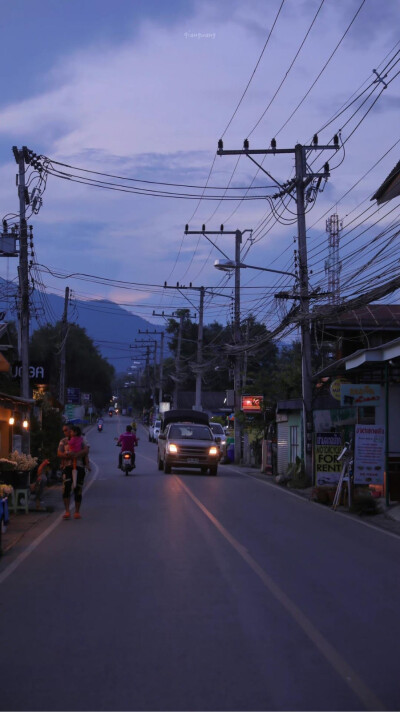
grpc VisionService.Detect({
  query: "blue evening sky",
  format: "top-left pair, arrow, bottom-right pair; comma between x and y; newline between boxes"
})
0,0 -> 399,329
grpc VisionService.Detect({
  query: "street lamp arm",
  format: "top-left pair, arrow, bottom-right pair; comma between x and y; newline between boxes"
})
239,263 -> 296,278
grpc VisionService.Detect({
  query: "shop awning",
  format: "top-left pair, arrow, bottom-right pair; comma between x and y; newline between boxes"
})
313,336 -> 400,381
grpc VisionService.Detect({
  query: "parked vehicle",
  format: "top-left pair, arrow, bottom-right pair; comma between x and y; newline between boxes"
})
157,409 -> 219,476
209,422 -> 227,462
149,419 -> 162,443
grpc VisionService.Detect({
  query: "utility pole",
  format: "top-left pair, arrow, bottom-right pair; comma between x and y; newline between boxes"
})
174,312 -> 184,409
12,147 -> 30,404
153,309 -> 193,410
163,283 -> 207,411
217,137 -> 339,477
59,286 -> 70,406
135,338 -> 158,406
195,286 -> 204,410
138,330 -> 165,407
12,147 -> 31,453
185,227 -> 251,464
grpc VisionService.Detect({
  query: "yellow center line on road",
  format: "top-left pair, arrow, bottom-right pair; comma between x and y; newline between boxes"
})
175,475 -> 386,712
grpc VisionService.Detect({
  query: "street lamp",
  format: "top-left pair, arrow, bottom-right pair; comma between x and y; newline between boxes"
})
214,259 -> 296,278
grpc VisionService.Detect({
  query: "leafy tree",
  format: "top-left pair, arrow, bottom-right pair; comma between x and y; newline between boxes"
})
30,323 -> 114,409
0,321 -> 21,395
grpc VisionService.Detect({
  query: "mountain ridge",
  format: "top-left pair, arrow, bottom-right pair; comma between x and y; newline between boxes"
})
0,278 -> 164,373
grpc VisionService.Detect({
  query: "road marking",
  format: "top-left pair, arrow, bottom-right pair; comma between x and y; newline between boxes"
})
232,467 -> 400,540
175,475 -> 386,712
0,461 -> 99,585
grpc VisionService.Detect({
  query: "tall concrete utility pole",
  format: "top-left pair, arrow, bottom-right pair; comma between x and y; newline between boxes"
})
185,227 -> 251,464
174,312 -> 184,409
12,147 -> 30,404
138,330 -> 165,407
163,283 -> 232,412
164,283 -> 205,410
152,310 -> 193,409
59,286 -> 70,406
135,338 -> 158,405
195,286 -> 204,411
217,137 -> 339,477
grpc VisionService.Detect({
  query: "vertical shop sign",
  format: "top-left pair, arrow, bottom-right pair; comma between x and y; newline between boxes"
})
354,425 -> 385,484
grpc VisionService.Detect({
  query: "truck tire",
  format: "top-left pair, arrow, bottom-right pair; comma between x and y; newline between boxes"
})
209,466 -> 218,476
164,460 -> 172,474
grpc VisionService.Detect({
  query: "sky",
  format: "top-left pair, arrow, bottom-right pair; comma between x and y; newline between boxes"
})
0,0 -> 399,342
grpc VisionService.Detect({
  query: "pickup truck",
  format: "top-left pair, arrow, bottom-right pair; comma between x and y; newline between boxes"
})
157,409 -> 219,476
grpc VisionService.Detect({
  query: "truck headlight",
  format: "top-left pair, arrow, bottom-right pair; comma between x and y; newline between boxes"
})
209,446 -> 219,456
167,443 -> 178,454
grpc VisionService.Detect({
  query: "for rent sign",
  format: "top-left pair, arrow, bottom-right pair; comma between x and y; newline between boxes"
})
315,432 -> 343,486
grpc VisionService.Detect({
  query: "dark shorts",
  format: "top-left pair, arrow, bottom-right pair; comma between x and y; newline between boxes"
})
62,466 -> 85,502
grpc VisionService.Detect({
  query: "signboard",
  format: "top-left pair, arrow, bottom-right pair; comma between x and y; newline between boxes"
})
340,384 -> 381,407
12,362 -> 47,381
354,424 -> 385,484
241,395 -> 263,412
315,432 -> 343,485
330,377 -> 349,401
66,387 -> 81,404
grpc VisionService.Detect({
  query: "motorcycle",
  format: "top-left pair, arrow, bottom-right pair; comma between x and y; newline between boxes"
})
121,450 -> 135,476
97,421 -> 103,432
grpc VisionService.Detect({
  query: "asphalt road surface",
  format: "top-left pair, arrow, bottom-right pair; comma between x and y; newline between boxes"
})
1,416 -> 399,711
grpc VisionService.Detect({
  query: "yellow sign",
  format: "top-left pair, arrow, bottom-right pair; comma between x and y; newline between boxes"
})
330,377 -> 349,401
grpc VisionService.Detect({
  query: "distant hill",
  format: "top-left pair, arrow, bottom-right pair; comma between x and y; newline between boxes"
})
0,279 -> 165,374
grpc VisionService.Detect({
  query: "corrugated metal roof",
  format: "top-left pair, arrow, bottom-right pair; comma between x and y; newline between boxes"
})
315,304 -> 400,329
371,160 -> 400,204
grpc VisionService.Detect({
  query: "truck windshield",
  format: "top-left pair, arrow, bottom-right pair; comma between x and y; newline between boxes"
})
169,425 -> 212,440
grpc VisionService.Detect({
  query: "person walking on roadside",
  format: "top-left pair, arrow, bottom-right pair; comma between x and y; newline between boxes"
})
57,424 -> 89,520
117,424 -> 138,469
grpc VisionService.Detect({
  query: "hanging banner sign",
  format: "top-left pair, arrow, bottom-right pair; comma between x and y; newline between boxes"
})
340,384 -> 381,407
315,432 -> 343,486
354,424 -> 385,484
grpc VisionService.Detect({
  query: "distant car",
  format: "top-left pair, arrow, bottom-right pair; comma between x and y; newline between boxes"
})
149,419 -> 162,443
209,422 -> 227,462
157,409 -> 219,476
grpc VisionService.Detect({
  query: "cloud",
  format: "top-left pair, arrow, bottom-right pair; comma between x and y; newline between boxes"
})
0,0 -> 399,330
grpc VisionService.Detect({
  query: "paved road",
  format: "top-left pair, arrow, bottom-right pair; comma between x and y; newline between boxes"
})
1,416 -> 399,711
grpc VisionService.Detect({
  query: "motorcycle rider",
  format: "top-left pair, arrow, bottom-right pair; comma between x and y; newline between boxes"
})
117,424 -> 138,469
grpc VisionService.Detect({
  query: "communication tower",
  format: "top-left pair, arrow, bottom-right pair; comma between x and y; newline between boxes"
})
325,214 -> 342,304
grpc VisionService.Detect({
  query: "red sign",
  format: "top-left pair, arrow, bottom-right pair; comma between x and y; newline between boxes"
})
241,395 -> 263,412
